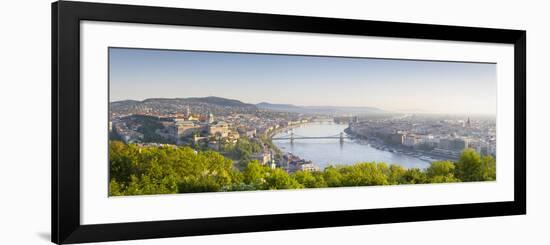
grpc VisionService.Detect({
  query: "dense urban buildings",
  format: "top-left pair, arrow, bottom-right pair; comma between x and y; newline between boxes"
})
107,48 -> 498,195
109,97 -> 496,173
348,115 -> 496,161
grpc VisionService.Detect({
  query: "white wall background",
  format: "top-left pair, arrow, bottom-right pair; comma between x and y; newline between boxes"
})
0,0 -> 547,244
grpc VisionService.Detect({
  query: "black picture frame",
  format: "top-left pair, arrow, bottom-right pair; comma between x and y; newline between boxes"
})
52,1 -> 526,244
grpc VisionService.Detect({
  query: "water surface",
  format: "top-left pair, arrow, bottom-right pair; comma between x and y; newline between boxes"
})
273,122 -> 429,169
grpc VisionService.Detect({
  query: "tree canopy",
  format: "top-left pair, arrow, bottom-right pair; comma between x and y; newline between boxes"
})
109,141 -> 496,196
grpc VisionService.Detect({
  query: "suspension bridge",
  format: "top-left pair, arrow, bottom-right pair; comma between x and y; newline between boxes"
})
272,131 -> 349,143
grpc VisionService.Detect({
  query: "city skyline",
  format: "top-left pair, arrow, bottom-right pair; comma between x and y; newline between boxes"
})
109,47 -> 497,115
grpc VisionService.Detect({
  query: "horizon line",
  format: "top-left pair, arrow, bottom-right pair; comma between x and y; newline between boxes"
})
109,96 -> 496,117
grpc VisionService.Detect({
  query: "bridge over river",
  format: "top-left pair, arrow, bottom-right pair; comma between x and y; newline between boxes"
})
271,122 -> 430,169
272,131 -> 349,143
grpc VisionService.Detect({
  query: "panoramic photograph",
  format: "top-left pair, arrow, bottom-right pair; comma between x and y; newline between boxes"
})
108,47 -> 497,196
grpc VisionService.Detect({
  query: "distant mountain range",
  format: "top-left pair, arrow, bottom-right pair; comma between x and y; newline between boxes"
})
111,96 -> 255,109
146,97 -> 256,108
255,102 -> 303,112
110,96 -> 388,115
256,102 -> 387,115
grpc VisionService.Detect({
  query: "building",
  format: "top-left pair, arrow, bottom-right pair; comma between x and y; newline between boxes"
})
209,121 -> 230,138
113,122 -> 143,143
207,113 -> 215,124
185,106 -> 191,117
175,121 -> 201,138
252,151 -> 272,165
269,160 -> 277,169
403,134 -> 418,147
349,123 -> 368,138
431,148 -> 461,159
300,162 -> 320,172
173,117 -> 187,124
187,115 -> 200,121
245,129 -> 256,138
389,133 -> 405,145
469,140 -> 496,156
121,131 -> 144,143
438,137 -> 469,152
227,131 -> 240,143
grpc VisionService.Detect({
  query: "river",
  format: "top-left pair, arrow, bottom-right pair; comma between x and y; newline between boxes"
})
272,122 -> 430,169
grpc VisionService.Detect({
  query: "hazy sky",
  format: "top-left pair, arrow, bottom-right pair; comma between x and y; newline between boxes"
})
109,47 -> 496,115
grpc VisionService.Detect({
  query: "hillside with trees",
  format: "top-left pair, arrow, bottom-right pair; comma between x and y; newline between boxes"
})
108,141 -> 496,196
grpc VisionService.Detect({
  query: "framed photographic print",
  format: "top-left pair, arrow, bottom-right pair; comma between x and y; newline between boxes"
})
52,1 -> 526,244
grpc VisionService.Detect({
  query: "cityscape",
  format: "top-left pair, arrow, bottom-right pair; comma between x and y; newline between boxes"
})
110,98 -> 496,172
108,47 -> 497,196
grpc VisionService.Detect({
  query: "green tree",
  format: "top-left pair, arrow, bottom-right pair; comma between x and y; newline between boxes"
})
265,168 -> 303,190
242,161 -> 268,189
293,171 -> 328,188
339,162 -> 389,186
323,166 -> 343,187
401,168 -> 428,184
108,140 -> 498,196
480,155 -> 496,181
454,149 -> 495,182
388,164 -> 407,185
108,141 -> 243,195
108,179 -> 123,196
426,161 -> 458,183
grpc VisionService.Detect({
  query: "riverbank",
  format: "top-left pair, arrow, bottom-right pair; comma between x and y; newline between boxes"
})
272,122 -> 431,169
345,126 -> 457,163
109,140 -> 495,197
265,121 -> 316,171
266,121 -> 308,138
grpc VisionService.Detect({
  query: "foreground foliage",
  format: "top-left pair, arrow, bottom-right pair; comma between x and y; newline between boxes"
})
109,141 -> 496,196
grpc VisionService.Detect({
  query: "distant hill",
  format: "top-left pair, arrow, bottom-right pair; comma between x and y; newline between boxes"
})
256,102 -> 388,115
256,102 -> 304,112
304,105 -> 387,114
110,97 -> 257,116
110,99 -> 141,106
142,96 -> 255,108
110,97 -> 387,116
